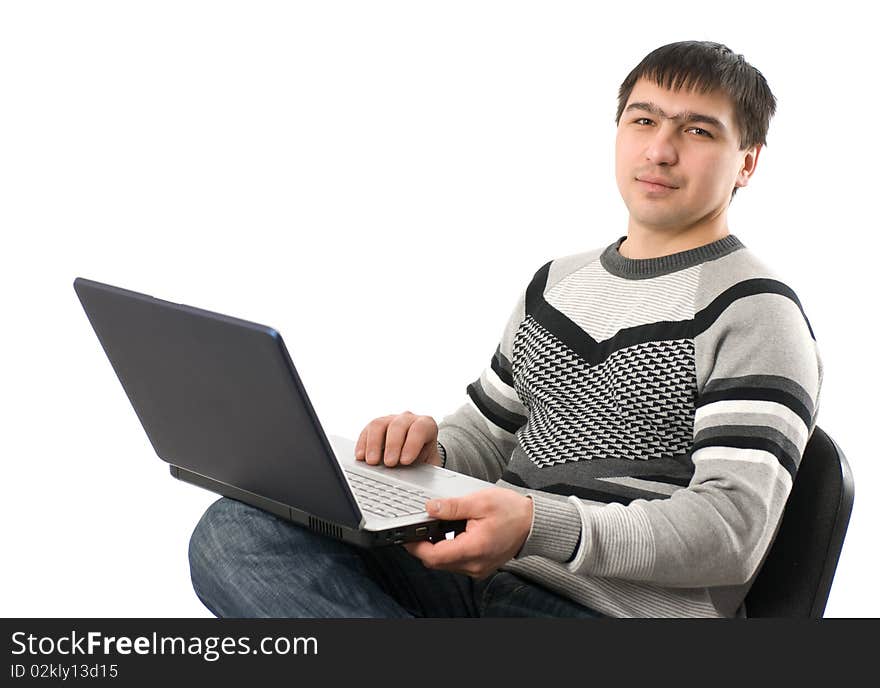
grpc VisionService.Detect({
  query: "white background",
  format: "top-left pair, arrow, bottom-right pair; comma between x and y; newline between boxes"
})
1,1 -> 876,618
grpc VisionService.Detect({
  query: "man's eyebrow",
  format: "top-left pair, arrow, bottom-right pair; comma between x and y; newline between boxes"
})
624,101 -> 726,131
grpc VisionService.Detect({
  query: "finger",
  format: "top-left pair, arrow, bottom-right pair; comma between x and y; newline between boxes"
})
402,540 -> 477,573
399,416 -> 431,465
355,427 -> 367,461
417,533 -> 480,570
402,540 -> 434,559
413,442 -> 432,466
364,417 -> 392,465
383,412 -> 414,466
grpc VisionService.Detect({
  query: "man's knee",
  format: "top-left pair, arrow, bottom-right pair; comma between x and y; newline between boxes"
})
188,497 -> 263,589
187,497 -> 376,617
188,497 -> 326,588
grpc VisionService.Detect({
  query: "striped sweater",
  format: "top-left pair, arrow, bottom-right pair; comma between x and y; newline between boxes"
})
436,234 -> 823,618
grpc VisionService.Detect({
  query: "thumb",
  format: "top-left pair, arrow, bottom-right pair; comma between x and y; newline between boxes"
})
427,494 -> 477,520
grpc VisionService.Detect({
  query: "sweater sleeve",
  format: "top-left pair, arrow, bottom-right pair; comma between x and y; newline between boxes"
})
435,274 -> 533,482
515,279 -> 823,588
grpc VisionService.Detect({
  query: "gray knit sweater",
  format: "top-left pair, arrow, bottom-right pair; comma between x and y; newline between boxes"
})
436,234 -> 823,618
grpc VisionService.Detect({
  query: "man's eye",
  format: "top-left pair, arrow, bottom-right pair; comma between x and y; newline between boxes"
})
688,127 -> 713,138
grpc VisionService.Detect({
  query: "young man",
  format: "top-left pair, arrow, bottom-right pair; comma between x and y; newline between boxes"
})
188,41 -> 822,618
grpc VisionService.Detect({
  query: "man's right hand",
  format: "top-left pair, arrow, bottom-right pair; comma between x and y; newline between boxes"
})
354,411 -> 443,467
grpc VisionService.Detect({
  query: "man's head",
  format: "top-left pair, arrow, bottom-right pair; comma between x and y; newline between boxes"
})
614,41 -> 776,236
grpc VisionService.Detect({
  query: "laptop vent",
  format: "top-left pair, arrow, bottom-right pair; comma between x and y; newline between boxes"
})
308,516 -> 343,540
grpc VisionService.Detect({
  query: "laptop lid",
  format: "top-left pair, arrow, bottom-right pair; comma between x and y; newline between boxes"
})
73,277 -> 363,529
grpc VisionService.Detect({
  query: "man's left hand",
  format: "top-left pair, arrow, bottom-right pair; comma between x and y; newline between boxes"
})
403,487 -> 534,579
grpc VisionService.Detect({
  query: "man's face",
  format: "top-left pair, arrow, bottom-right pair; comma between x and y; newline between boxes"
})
615,77 -> 760,235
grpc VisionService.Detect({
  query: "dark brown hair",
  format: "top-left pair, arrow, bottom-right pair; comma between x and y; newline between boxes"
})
616,41 -> 777,200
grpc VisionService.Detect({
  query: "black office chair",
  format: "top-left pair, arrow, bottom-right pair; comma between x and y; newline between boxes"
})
744,426 -> 854,618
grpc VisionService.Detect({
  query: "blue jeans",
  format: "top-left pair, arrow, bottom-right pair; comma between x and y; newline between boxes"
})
188,497 -> 605,618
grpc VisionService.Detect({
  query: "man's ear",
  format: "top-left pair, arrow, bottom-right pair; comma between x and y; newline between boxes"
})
735,143 -> 762,190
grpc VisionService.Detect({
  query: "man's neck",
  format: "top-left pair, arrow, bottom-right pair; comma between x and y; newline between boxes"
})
619,226 -> 730,259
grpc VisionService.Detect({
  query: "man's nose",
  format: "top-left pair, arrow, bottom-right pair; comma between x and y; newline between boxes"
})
644,125 -> 679,165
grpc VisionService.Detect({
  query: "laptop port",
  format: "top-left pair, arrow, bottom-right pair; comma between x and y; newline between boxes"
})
415,527 -> 428,536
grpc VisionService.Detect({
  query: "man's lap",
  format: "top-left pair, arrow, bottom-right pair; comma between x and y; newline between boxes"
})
187,496 -> 603,618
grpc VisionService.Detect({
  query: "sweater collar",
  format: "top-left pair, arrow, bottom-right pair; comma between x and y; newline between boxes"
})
600,233 -> 744,280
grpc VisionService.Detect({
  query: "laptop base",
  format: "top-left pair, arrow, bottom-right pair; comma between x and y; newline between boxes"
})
171,464 -> 466,548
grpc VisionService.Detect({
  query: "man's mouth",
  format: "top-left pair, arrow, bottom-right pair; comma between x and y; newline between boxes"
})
636,177 -> 678,192
636,176 -> 678,189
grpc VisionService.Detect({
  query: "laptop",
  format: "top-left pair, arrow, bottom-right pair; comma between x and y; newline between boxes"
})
73,277 -> 493,547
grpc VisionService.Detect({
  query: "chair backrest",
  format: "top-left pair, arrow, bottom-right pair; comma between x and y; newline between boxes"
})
744,426 -> 855,618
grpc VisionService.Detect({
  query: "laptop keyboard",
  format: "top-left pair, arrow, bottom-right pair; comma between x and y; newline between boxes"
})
343,469 -> 432,519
